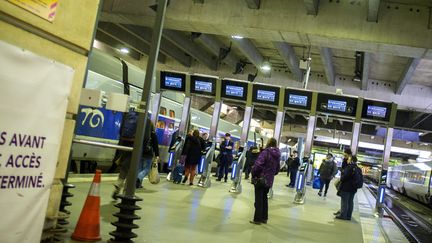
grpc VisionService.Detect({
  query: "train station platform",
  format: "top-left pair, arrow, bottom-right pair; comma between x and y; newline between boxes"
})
63,174 -> 408,243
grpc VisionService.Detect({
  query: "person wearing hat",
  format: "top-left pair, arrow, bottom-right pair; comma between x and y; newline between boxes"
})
216,133 -> 234,182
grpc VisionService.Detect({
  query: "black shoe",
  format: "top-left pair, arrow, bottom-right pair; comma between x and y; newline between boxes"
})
324,193 -> 327,197
224,179 -> 227,183
189,183 -> 193,186
182,176 -> 188,184
216,178 -> 221,182
261,220 -> 267,224
245,176 -> 249,180
335,216 -> 348,220
249,220 -> 261,225
285,184 -> 290,187
136,179 -> 143,189
333,211 -> 340,216
318,191 -> 322,197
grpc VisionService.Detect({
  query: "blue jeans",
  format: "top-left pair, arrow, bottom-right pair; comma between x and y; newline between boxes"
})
339,191 -> 356,219
137,156 -> 153,181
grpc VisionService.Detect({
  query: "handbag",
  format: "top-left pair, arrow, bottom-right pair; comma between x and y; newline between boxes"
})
148,159 -> 160,184
313,177 -> 321,189
251,176 -> 267,187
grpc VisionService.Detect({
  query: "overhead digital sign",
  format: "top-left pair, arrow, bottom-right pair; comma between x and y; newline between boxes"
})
160,71 -> 186,92
221,79 -> 248,101
285,88 -> 312,111
190,75 -> 216,96
362,99 -> 392,122
317,93 -> 357,117
252,84 -> 280,106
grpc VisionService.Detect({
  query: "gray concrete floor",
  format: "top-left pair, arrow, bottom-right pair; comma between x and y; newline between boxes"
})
64,174 -> 365,243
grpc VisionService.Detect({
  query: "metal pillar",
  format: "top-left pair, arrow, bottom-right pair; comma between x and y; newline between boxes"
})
375,127 -> 393,216
179,97 -> 192,136
230,105 -> 253,194
297,137 -> 304,160
150,92 -> 162,126
274,110 -> 285,143
351,122 -> 361,155
109,0 -> 168,242
303,116 -> 316,157
198,101 -> 222,188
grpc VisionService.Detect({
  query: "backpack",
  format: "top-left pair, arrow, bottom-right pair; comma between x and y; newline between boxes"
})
352,166 -> 364,189
120,109 -> 138,139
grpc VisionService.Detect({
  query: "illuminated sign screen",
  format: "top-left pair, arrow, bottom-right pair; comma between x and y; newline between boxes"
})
289,94 -> 308,107
285,89 -> 312,111
226,85 -> 244,97
327,99 -> 347,112
190,75 -> 216,96
366,106 -> 387,118
221,79 -> 248,101
160,71 -> 186,92
317,93 -> 357,117
362,99 -> 392,122
252,84 -> 280,106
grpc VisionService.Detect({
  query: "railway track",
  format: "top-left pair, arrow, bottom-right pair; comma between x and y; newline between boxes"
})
364,182 -> 432,243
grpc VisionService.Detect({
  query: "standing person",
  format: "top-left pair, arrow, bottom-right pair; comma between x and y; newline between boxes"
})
333,148 -> 353,216
335,156 -> 359,220
250,138 -> 281,225
244,146 -> 260,180
182,130 -> 205,185
285,153 -> 294,177
136,121 -> 160,188
216,133 -> 234,182
286,151 -> 300,188
318,153 -> 338,197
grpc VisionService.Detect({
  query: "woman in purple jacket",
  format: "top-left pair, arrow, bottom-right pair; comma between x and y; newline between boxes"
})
250,138 -> 281,225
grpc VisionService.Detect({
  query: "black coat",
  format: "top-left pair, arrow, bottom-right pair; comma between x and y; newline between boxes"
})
339,163 -> 358,193
183,136 -> 205,165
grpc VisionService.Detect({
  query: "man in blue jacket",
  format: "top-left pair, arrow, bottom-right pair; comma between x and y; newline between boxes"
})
216,133 -> 234,182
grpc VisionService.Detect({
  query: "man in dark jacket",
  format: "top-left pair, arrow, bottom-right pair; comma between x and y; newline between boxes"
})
318,153 -> 338,197
244,146 -> 260,180
286,151 -> 300,188
216,133 -> 234,182
136,120 -> 160,188
335,156 -> 358,220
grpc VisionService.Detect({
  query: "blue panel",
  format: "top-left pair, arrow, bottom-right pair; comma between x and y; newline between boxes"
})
75,105 -> 122,140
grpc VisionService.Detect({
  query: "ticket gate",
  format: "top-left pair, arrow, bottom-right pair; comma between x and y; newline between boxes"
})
293,157 -> 310,204
229,148 -> 246,194
166,137 -> 184,181
197,142 -> 216,188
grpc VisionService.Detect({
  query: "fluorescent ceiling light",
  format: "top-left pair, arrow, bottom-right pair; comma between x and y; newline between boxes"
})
120,48 -> 129,54
260,61 -> 272,72
231,35 -> 244,39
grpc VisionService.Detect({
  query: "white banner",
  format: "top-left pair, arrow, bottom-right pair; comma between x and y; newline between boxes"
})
0,41 -> 74,243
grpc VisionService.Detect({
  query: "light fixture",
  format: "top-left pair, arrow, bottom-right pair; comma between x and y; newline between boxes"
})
371,136 -> 375,140
260,61 -> 272,72
231,35 -> 244,39
120,47 -> 129,54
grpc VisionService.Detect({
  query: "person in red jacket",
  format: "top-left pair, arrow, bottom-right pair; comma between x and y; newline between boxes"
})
250,138 -> 281,225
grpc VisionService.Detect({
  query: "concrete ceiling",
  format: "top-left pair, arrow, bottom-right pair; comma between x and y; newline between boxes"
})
97,0 -> 432,113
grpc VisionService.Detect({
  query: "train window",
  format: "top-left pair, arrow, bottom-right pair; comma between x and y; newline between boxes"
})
169,110 -> 175,118
160,107 -> 167,115
157,121 -> 166,129
405,171 -> 426,184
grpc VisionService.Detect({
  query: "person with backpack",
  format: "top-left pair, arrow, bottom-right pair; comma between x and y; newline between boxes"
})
250,138 -> 281,225
182,129 -> 205,185
318,153 -> 338,197
335,156 -> 363,220
136,120 -> 160,188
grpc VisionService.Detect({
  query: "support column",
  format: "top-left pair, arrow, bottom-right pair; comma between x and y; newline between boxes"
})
274,110 -> 285,143
110,1 -> 168,242
178,96 -> 192,136
151,92 -> 162,125
351,98 -> 363,155
375,127 -> 393,216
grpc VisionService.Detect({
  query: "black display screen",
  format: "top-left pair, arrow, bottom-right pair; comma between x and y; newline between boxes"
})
221,79 -> 248,101
160,71 -> 186,92
317,93 -> 357,117
252,84 -> 280,106
284,88 -> 312,111
361,99 -> 392,122
190,75 -> 216,96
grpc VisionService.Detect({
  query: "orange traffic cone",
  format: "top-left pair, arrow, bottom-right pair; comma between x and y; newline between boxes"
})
72,170 -> 102,241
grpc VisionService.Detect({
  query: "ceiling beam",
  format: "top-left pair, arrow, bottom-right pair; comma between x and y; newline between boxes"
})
194,33 -> 239,68
367,0 -> 380,22
396,58 -> 421,95
97,22 -> 166,63
303,0 -> 319,15
200,101 -> 213,112
361,52 -> 370,90
320,47 -> 335,86
245,0 -> 260,9
94,31 -> 142,60
119,24 -> 192,67
273,42 -> 303,81
232,38 -> 264,71
163,29 -> 218,70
